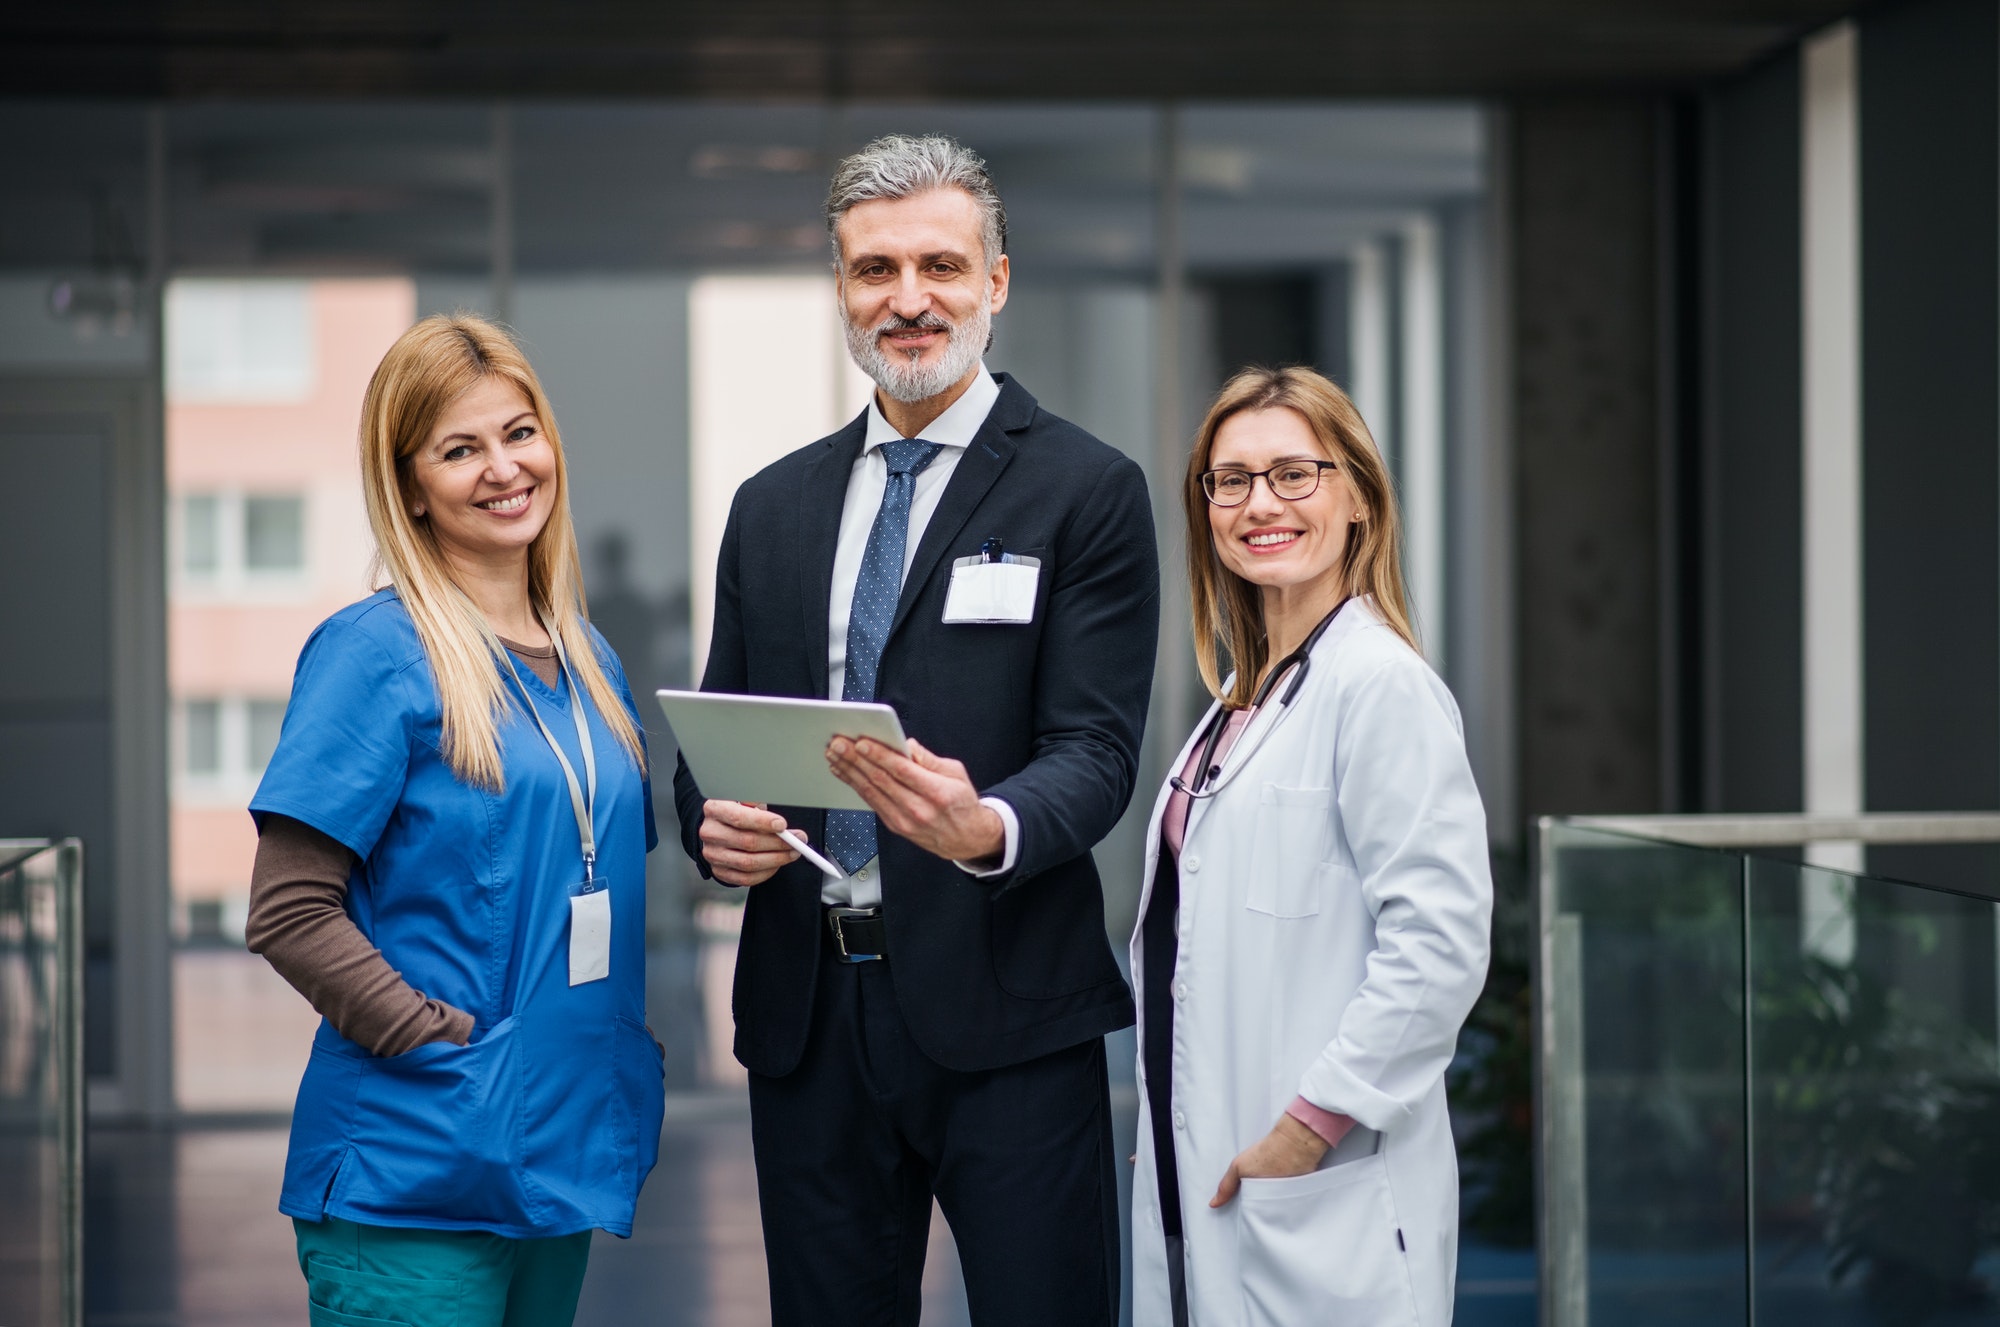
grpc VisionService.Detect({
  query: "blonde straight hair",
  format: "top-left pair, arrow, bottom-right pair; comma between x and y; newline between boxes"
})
358,314 -> 645,790
1185,365 -> 1419,709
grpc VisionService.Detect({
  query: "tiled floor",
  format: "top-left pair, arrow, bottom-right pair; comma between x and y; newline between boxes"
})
89,949 -> 1539,1325
130,944 -> 1108,1325
84,1103 -> 979,1327
78,1108 -> 1543,1327
171,951 -> 321,1114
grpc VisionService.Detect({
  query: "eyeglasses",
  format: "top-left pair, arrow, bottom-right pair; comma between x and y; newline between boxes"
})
1199,459 -> 1340,507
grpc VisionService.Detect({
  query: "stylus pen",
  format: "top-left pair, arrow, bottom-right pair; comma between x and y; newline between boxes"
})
778,829 -> 845,880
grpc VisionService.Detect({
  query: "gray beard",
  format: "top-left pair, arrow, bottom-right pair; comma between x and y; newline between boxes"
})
844,295 -> 992,405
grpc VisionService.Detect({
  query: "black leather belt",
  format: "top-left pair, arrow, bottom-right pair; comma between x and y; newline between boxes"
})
825,906 -> 887,963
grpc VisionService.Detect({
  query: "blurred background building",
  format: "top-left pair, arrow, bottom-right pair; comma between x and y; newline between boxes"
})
5,0 -> 2000,1323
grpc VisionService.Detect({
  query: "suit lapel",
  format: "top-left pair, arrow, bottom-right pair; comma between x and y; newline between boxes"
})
800,417 -> 866,698
886,378 -> 1035,642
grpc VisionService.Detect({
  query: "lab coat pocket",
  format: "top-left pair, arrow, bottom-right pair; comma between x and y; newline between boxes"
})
1237,1152 -> 1419,1327
1246,785 -> 1336,918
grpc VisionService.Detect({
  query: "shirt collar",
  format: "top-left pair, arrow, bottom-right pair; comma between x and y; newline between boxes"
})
862,364 -> 1000,453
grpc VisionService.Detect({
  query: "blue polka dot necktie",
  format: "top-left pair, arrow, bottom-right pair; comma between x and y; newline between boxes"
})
825,439 -> 945,874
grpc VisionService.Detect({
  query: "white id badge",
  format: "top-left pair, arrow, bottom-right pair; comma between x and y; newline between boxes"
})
942,555 -> 1041,624
568,880 -> 611,986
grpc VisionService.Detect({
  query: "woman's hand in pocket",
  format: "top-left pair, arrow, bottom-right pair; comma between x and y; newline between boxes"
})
1210,1114 -> 1330,1207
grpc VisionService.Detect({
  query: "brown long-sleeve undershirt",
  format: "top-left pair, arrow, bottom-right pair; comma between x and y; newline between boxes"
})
244,638 -> 560,1058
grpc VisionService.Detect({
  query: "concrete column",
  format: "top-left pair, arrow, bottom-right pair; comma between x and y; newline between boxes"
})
1512,99 -> 1662,818
1860,0 -> 2000,898
1857,0 -> 2000,1032
1703,51 -> 1803,818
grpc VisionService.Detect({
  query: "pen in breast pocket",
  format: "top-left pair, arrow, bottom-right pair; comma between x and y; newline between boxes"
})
778,829 -> 845,879
980,537 -> 1004,563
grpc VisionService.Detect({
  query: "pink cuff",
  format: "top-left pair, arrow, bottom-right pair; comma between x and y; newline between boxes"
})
1286,1096 -> 1356,1149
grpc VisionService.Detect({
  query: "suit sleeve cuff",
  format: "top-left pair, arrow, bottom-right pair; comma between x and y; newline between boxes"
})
955,797 -> 1020,878
1286,1096 -> 1356,1148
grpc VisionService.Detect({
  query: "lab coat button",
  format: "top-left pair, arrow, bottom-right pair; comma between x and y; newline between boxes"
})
1184,854 -> 1201,872
1172,1109 -> 1187,1130
1173,982 -> 1188,1002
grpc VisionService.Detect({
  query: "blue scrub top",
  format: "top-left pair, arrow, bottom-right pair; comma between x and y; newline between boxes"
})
251,589 -> 664,1239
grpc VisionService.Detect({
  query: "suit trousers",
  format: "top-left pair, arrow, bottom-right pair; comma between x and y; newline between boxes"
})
748,950 -> 1121,1327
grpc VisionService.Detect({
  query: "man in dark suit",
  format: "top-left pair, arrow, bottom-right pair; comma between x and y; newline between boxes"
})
673,134 -> 1159,1326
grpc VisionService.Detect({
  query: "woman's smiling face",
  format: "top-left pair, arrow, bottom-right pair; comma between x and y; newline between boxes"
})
1206,405 -> 1362,599
407,375 -> 557,571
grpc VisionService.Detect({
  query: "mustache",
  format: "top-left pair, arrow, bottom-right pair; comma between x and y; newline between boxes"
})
866,310 -> 955,336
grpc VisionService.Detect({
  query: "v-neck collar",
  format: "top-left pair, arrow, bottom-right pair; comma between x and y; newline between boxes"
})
499,638 -> 569,708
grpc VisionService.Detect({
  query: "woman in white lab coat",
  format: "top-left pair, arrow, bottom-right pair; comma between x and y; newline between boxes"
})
1131,366 -> 1492,1326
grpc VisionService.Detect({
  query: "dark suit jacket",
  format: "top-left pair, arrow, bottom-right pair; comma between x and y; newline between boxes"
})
673,374 -> 1159,1077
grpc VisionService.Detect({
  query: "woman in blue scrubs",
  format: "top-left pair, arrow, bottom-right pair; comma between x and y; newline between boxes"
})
245,314 -> 664,1326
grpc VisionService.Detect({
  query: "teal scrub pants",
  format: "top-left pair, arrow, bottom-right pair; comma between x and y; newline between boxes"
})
293,1216 -> 592,1327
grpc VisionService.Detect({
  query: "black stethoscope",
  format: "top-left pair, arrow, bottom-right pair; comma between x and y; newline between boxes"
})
1170,596 -> 1352,800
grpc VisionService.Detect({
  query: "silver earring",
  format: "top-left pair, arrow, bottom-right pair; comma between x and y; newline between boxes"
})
413,505 -> 426,518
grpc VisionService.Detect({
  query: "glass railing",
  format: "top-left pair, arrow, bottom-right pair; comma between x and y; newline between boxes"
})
1538,816 -> 2000,1327
0,840 -> 84,1327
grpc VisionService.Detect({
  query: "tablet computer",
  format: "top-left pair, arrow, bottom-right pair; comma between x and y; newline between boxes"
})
655,690 -> 909,813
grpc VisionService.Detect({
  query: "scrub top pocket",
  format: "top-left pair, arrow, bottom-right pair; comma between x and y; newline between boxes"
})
615,1014 -> 667,1181
345,1017 -> 523,1227
1236,1152 -> 1419,1327
518,1010 -> 639,1214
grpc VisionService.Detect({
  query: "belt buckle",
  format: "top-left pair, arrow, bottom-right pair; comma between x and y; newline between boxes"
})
826,906 -> 880,964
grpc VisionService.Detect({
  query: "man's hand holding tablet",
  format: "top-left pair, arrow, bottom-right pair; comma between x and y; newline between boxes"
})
696,801 -> 801,887
825,737 -> 1005,867
697,730 -> 1005,885
666,690 -> 1001,881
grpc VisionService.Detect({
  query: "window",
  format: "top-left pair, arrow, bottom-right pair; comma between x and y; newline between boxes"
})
243,496 -> 305,572
176,490 -> 310,588
166,280 -> 315,404
183,700 -> 222,777
182,494 -> 222,575
177,695 -> 290,794
246,700 -> 287,774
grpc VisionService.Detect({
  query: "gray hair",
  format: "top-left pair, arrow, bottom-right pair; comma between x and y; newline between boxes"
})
825,135 -> 1008,269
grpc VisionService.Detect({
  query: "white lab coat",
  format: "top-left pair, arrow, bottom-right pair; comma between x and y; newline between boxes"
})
1129,597 -> 1492,1326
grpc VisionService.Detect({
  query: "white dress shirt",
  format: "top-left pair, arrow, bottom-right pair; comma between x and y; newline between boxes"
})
823,365 -> 1020,907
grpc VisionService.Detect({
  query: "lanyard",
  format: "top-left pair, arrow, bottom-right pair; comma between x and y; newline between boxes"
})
497,614 -> 599,879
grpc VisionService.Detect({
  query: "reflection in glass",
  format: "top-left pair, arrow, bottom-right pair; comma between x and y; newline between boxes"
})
1545,825 -> 1749,1326
1750,859 -> 2000,1325
0,842 -> 84,1327
1547,828 -> 2000,1327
